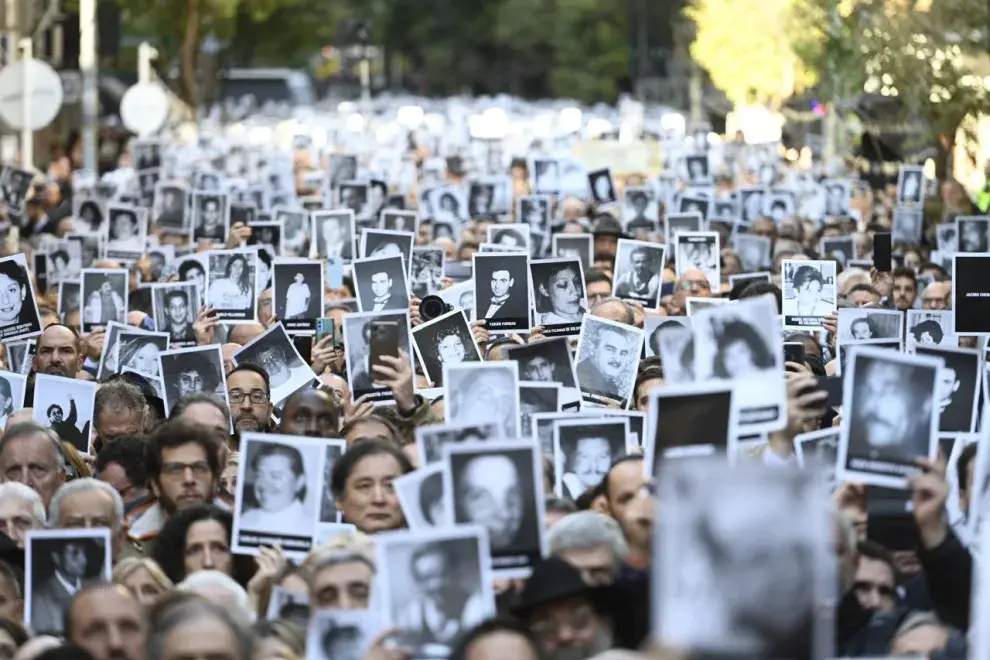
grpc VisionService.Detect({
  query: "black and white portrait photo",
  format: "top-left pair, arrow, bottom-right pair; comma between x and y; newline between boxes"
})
612,239 -> 664,308
781,260 -> 837,331
375,528 -> 494,656
415,421 -> 500,466
837,308 -> 902,344
158,345 -> 228,417
412,309 -> 481,387
380,210 -> 418,235
32,375 -> 97,454
675,232 -> 720,291
80,268 -> 128,333
794,428 -> 840,486
394,463 -> 448,529
518,195 -> 551,233
232,432 -> 323,559
343,310 -> 413,404
0,371 -> 26,429
338,183 -> 375,226
897,166 -> 925,205
654,460 -> 830,660
427,185 -> 468,227
486,225 -> 530,253
360,229 -> 415,269
444,361 -> 520,439
552,234 -> 593,271
764,191 -> 795,223
443,441 -> 546,577
307,610 -> 382,660
176,254 -> 208,304
230,203 -> 257,228
906,310 -> 955,354
892,207 -> 923,246
472,253 -> 531,333
193,169 -> 223,192
410,248 -> 444,299
937,222 -> 958,252
311,210 -> 355,262
153,183 -> 188,233
678,195 -> 710,219
274,207 -> 310,255
273,260 -> 323,333
916,345 -> 980,435
554,419 -> 629,500
644,381 -> 735,473
116,330 -> 169,380
691,295 -> 784,432
233,324 -> 318,407
838,347 -> 941,488
588,168 -> 617,204
26,529 -> 111,635
151,283 -> 199,346
665,212 -> 703,246
530,258 -> 587,337
823,179 -> 851,216
0,254 -> 42,342
519,382 -> 561,438
431,221 -> 456,243
328,154 -> 358,188
191,191 -> 230,243
574,315 -> 644,408
819,236 -> 855,268
1,166 -> 32,215
94,321 -> 132,381
739,188 -> 765,224
533,158 -> 562,195
502,337 -> 578,394
248,222 -> 283,258
685,154 -> 710,184
206,249 -> 258,322
468,182 -> 496,217
73,194 -> 107,235
644,316 -> 690,360
956,216 -> 989,253
105,205 -> 147,262
734,234 -> 771,273
622,187 -> 659,233
353,255 -> 410,313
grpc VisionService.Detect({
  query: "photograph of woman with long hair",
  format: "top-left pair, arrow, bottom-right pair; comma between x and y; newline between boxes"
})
118,336 -> 166,378
209,253 -> 253,311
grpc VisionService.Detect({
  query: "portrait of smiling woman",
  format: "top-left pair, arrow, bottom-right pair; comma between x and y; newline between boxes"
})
0,257 -> 39,336
533,261 -> 587,326
711,319 -> 775,380
240,441 -> 311,536
210,253 -> 253,310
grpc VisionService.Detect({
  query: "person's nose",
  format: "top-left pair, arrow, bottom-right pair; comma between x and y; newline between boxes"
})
238,396 -> 253,411
371,483 -> 388,503
202,546 -> 215,569
107,623 -> 124,651
182,467 -> 197,486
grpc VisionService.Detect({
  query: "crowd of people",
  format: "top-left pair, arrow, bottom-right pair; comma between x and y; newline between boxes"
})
0,105 -> 978,660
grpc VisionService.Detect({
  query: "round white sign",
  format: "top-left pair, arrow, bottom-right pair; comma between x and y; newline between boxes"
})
120,82 -> 170,136
0,59 -> 64,130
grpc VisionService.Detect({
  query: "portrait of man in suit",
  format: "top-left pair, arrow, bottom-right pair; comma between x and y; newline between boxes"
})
31,538 -> 103,634
483,269 -> 526,320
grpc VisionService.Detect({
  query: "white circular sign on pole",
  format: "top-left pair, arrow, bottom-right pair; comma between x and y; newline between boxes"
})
120,82 -> 170,136
0,59 -> 64,130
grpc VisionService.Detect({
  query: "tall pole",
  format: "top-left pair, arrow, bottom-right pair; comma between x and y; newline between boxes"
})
5,0 -> 19,67
79,0 -> 98,175
19,37 -> 31,169
138,42 -> 158,84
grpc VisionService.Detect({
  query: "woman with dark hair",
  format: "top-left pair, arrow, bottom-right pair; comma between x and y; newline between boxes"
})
712,319 -> 775,379
331,438 -> 413,534
0,376 -> 13,428
791,264 -> 831,317
534,262 -> 586,325
210,254 -> 252,310
0,259 -> 34,330
240,442 -> 310,534
178,259 -> 207,302
152,504 -> 254,586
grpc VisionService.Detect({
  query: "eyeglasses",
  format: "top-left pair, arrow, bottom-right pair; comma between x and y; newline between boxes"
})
228,389 -> 269,404
678,279 -> 711,291
161,461 -> 211,479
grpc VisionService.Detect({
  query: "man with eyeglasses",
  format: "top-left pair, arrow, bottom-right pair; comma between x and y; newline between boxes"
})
122,420 -> 227,560
226,364 -> 272,433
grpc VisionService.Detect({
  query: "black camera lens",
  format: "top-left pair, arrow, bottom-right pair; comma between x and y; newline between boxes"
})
419,295 -> 451,322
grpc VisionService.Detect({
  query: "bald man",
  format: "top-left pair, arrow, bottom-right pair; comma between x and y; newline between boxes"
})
454,454 -> 524,551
